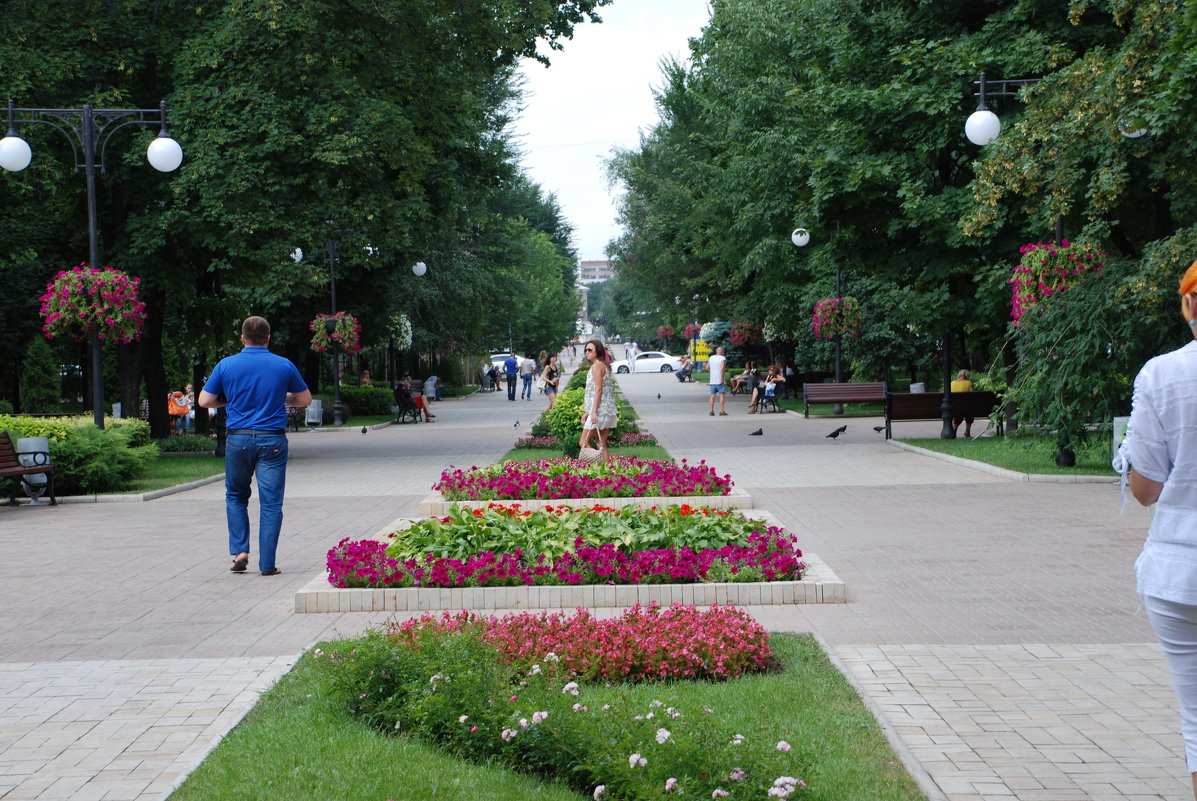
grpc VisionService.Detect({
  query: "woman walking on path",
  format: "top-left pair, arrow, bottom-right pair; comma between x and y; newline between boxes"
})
579,339 -> 617,463
542,353 -> 560,410
1128,259 -> 1197,800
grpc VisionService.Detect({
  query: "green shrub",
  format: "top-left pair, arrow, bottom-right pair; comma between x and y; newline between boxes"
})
21,336 -> 60,412
541,387 -> 635,459
0,400 -> 12,415
0,414 -> 148,444
565,364 -> 589,392
156,434 -> 216,452
48,425 -> 157,494
338,385 -> 393,415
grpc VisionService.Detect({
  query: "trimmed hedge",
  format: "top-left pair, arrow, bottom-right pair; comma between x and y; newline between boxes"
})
0,415 -> 156,495
336,385 -> 394,415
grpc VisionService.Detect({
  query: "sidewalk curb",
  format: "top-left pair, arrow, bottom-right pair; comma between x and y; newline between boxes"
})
816,632 -> 949,801
887,439 -> 1117,484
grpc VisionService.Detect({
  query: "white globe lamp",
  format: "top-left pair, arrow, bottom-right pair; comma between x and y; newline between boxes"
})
412,261 -> 427,277
965,109 -> 1002,146
0,134 -> 32,171
790,228 -> 810,247
146,134 -> 183,172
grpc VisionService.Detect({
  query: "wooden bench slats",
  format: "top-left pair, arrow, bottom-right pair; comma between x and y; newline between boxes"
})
802,382 -> 888,417
884,391 -> 1002,439
0,431 -> 57,505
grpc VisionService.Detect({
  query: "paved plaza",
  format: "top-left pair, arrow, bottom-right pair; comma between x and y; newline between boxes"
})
0,361 -> 1185,801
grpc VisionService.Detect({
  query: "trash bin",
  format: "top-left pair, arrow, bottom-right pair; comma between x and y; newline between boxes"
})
306,399 -> 323,427
910,382 -> 926,393
16,436 -> 51,506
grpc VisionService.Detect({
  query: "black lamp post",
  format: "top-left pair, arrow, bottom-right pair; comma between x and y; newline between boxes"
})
325,238 -> 345,426
0,100 -> 183,429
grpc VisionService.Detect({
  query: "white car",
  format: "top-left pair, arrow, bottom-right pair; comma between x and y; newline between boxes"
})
611,351 -> 683,374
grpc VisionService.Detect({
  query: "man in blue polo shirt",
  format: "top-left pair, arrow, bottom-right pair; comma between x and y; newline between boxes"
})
503,352 -> 519,401
198,316 -> 311,576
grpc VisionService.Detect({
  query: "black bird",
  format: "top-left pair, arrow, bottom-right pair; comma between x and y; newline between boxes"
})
657,393 -> 661,400
826,425 -> 847,439
361,426 -> 368,434
514,421 -> 520,428
873,426 -> 885,433
749,428 -> 763,436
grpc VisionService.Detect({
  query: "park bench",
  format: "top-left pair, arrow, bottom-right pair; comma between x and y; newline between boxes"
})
884,390 -> 1002,439
802,381 -> 888,418
0,431 -> 56,506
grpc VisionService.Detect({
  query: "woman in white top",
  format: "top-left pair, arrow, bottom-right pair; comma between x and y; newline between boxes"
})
1129,259 -> 1197,798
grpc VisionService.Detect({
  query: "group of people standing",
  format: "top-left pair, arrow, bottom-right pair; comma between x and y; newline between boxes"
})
167,384 -> 195,434
495,351 -> 562,408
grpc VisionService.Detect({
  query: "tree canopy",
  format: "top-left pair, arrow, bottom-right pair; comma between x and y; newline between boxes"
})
0,0 -> 602,424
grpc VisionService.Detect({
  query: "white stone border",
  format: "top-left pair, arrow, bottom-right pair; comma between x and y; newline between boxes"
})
294,550 -> 842,613
418,489 -> 753,516
294,506 -> 845,613
887,439 -> 1118,484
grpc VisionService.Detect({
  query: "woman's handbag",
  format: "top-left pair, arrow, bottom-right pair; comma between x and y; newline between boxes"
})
577,445 -> 602,464
535,375 -> 546,391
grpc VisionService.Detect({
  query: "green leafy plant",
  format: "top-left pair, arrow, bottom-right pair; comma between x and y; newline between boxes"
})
155,434 -> 216,452
49,425 -> 157,494
337,385 -> 393,415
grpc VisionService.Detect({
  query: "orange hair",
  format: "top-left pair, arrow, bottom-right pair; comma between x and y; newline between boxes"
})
1181,260 -> 1197,322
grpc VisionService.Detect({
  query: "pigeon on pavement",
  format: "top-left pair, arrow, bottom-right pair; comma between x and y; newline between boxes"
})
749,428 -> 763,436
514,421 -> 519,428
361,426 -> 368,434
826,425 -> 847,439
873,425 -> 885,432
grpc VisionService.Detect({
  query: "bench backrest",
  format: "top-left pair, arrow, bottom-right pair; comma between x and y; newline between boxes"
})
886,390 -> 1000,420
804,382 -> 888,402
0,432 -> 20,470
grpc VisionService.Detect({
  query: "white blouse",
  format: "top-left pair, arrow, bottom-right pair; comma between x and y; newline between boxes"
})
1129,340 -> 1197,604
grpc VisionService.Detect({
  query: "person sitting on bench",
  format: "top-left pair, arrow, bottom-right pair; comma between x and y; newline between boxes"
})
951,368 -> 974,437
676,355 -> 693,382
748,364 -> 785,413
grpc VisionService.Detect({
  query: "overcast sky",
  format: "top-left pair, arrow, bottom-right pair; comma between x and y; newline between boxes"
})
510,0 -> 712,263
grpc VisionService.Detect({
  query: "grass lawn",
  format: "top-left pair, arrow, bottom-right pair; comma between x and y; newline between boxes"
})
776,398 -> 884,417
500,444 -> 673,463
901,431 -> 1115,476
121,454 -> 225,493
167,634 -> 927,801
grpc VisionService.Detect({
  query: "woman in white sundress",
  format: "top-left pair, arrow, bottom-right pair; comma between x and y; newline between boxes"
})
579,339 -> 617,463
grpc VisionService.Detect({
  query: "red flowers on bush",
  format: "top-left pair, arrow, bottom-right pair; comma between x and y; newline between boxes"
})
388,603 -> 773,681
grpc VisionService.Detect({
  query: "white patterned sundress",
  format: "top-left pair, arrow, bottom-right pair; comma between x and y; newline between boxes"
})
582,364 -> 618,430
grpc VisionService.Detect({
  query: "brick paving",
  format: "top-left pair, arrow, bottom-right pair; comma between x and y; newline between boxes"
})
0,361 -> 1187,800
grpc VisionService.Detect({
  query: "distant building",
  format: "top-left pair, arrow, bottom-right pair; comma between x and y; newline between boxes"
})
578,260 -> 616,284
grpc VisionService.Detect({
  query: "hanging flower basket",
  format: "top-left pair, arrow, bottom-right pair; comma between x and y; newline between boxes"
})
387,312 -> 413,351
811,297 -> 861,340
683,322 -> 702,340
729,320 -> 762,345
310,311 -> 363,354
1009,239 -> 1105,323
39,263 -> 147,343
656,324 -> 674,339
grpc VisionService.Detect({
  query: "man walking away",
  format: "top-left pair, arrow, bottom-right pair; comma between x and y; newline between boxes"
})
503,352 -> 519,401
198,316 -> 311,576
520,353 -> 536,399
708,346 -> 728,416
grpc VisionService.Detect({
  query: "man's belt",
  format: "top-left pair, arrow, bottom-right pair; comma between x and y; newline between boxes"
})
227,429 -> 286,435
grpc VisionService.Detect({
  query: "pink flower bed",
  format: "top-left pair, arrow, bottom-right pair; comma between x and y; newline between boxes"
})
434,457 -> 732,501
327,530 -> 803,589
387,603 -> 773,681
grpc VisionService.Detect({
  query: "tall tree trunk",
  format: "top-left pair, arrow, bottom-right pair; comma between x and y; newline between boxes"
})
141,286 -> 171,438
1001,337 -> 1019,433
117,342 -> 145,419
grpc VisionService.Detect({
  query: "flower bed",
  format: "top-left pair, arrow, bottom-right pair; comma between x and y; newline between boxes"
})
326,504 -> 804,589
435,457 -> 731,501
316,604 -> 810,799
514,432 -> 659,450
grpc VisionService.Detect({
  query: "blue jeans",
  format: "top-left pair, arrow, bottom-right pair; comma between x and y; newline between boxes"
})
521,374 -> 532,398
225,432 -> 289,572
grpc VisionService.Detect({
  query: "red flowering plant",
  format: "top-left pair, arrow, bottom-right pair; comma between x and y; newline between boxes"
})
309,310 -> 362,354
39,263 -> 147,343
682,322 -> 702,340
811,297 -> 861,340
729,320 -> 762,345
656,324 -> 673,339
1009,239 -> 1105,323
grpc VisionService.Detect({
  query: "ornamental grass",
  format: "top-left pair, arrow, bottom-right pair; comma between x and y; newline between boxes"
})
315,604 -> 811,800
325,504 -> 804,589
435,456 -> 731,501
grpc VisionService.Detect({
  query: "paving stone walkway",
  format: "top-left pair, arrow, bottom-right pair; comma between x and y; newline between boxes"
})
0,361 -> 1185,800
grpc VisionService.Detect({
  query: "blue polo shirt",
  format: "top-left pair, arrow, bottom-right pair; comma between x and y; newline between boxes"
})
203,347 -> 308,431
504,356 -> 518,376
